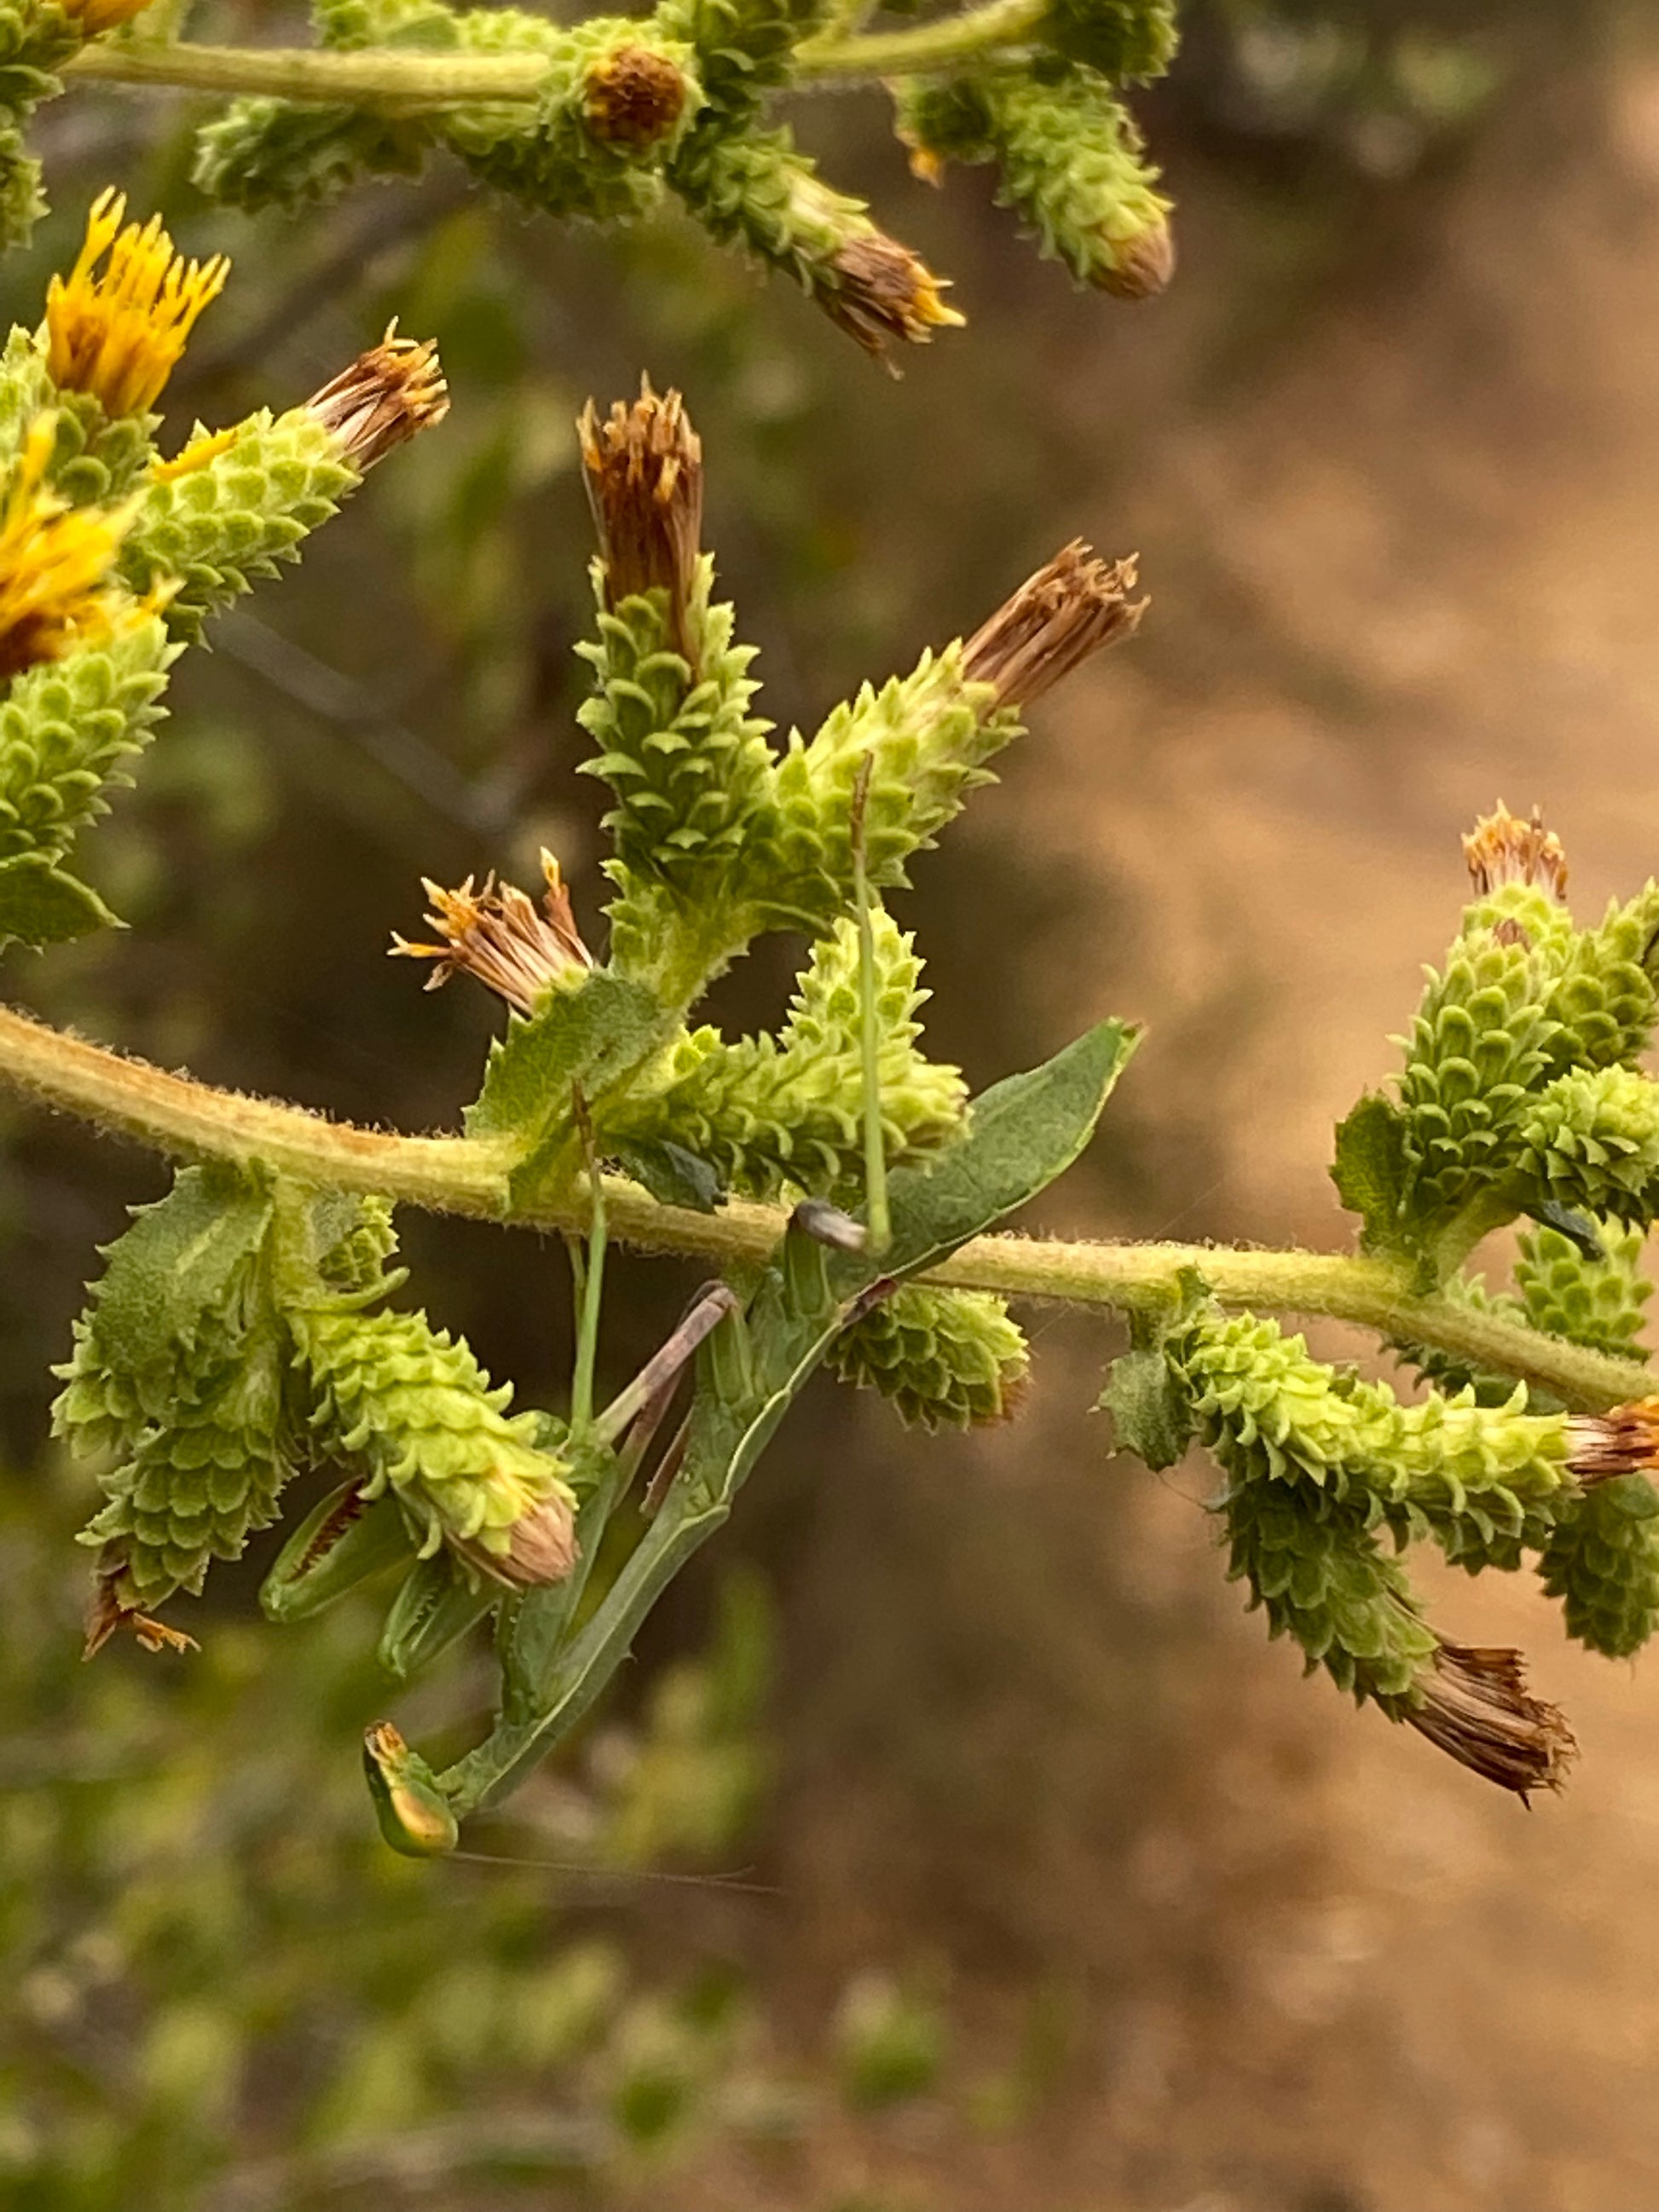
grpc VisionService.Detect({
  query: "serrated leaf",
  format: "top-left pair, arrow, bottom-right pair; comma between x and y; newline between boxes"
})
465,973 -> 674,1208
1332,1092 -> 1409,1246
83,1163 -> 275,1383
610,1134 -> 726,1214
0,852 -> 121,950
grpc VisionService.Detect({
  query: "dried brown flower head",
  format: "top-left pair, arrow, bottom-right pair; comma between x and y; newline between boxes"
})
1566,1397 -> 1659,1483
1406,1637 -> 1576,1799
963,540 -> 1146,711
583,43 -> 691,147
826,234 -> 964,365
308,324 -> 448,471
579,381 -> 703,659
84,1569 -> 200,1658
1463,801 -> 1569,902
391,850 -> 593,1015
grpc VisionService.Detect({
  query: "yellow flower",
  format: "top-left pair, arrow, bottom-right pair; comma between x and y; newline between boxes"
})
0,415 -> 137,679
45,189 -> 228,419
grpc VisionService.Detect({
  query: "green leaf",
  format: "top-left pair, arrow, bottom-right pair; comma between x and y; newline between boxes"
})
442,1016 -> 1140,1816
610,1134 -> 726,1214
82,1164 -> 275,1384
0,852 -> 120,950
466,973 -> 669,1141
1099,1345 -> 1191,1470
835,1016 -> 1142,1285
1332,1092 -> 1409,1247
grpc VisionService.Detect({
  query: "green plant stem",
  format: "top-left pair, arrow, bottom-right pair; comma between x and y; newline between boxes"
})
65,38 -> 547,107
61,0 -> 1047,106
0,1001 -> 1645,1410
795,0 -> 1046,77
569,1127 -> 607,1435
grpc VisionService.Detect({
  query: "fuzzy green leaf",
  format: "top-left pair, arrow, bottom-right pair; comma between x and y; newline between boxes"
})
0,850 -> 118,948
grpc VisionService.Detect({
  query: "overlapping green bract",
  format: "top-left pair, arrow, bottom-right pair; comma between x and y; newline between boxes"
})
825,1283 -> 1028,1429
293,1303 -> 576,1574
896,62 -> 1172,297
611,913 -> 967,1199
57,1167 -> 577,1632
0,615 -> 176,860
119,412 -> 360,641
1334,843 -> 1659,1262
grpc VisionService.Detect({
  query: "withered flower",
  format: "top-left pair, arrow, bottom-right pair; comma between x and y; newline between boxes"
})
391,849 -> 594,1015
582,43 -> 691,147
453,1493 -> 580,1589
1463,801 -> 1569,902
963,540 -> 1146,711
1099,214 -> 1176,302
579,380 -> 703,658
308,324 -> 448,471
825,233 -> 964,365
1566,1396 -> 1659,1483
1406,1636 -> 1576,1799
46,188 -> 228,419
84,1570 -> 199,1659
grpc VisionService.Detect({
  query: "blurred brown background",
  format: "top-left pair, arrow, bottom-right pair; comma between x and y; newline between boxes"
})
8,7 -> 1659,2208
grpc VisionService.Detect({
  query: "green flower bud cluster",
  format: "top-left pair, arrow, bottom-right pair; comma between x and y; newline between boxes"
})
55,1164 -> 295,1620
292,1304 -> 577,1583
1538,1478 -> 1659,1660
57,1164 -> 577,1638
168,0 -> 1183,354
895,62 -> 1173,299
0,615 -> 176,863
825,1284 -> 1029,1429
0,0 -> 83,250
1171,1306 -> 1579,1574
1515,1066 -> 1659,1227
578,555 -> 774,980
118,410 -> 359,644
1221,1476 -> 1436,1707
610,912 -> 967,1199
1339,813 -> 1659,1262
1516,1221 -> 1652,1360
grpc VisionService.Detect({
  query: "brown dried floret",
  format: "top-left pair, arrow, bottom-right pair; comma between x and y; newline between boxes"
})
1406,1637 -> 1576,1799
391,850 -> 593,1015
963,540 -> 1146,711
308,324 -> 448,471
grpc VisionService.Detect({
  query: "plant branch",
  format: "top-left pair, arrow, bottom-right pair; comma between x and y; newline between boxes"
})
61,3 -> 1049,107
0,1001 -> 1646,1411
64,39 -> 547,107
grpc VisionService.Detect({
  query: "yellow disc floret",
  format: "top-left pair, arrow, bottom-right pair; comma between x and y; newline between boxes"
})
0,415 -> 137,679
45,189 -> 228,419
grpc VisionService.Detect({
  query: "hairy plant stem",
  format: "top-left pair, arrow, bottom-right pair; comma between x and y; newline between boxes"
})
63,1 -> 1047,104
0,1001 -> 1645,1411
